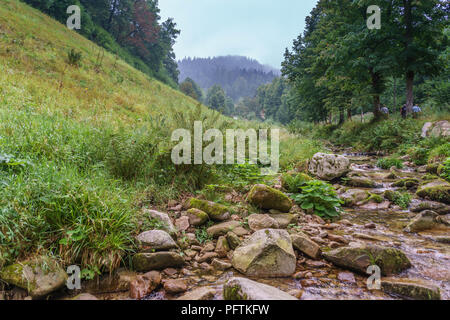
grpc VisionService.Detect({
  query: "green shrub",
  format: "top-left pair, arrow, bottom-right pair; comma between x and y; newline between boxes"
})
377,157 -> 404,169
385,190 -> 412,209
392,192 -> 412,209
428,142 -> 450,163
440,158 -> 450,181
281,173 -> 312,193
67,48 -> 83,66
292,180 -> 342,219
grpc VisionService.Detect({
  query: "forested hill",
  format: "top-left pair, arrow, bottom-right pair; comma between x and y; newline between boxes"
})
178,56 -> 280,101
22,0 -> 180,87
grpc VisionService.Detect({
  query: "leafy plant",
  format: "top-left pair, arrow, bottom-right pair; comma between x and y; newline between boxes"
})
281,173 -> 312,193
377,157 -> 404,169
439,157 -> 450,182
0,153 -> 30,171
387,191 -> 412,209
195,225 -> 213,244
292,180 -> 342,219
223,162 -> 267,189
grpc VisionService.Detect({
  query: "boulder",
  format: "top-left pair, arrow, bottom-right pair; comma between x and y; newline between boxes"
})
247,184 -> 293,213
269,214 -> 296,228
340,189 -> 370,207
0,257 -> 67,298
132,252 -> 185,272
381,278 -> 441,300
322,244 -> 411,276
223,277 -> 297,300
136,230 -> 178,251
129,271 -> 161,299
163,279 -> 187,295
416,180 -> 450,204
232,229 -> 296,277
393,178 -> 420,189
207,221 -> 242,238
211,258 -> 232,270
422,120 -> 450,138
144,209 -> 177,236
186,208 -> 209,226
215,236 -> 230,257
410,200 -> 450,215
177,287 -> 216,300
175,216 -> 190,232
226,231 -> 241,250
308,153 -> 350,181
290,233 -> 321,259
247,214 -> 279,231
188,198 -> 230,221
404,210 -> 441,233
345,174 -> 379,188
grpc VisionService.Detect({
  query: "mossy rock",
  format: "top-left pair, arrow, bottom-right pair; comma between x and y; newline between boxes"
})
404,210 -> 440,233
247,184 -> 293,213
365,193 -> 384,204
384,190 -> 396,202
322,244 -> 411,276
345,174 -> 379,188
340,189 -> 370,207
422,174 -> 439,181
132,252 -> 185,272
393,178 -> 420,189
223,277 -> 297,300
416,180 -> 450,204
231,229 -> 296,277
381,278 -> 441,300
186,208 -> 209,226
188,198 -> 230,221
0,257 -> 67,298
426,163 -> 439,174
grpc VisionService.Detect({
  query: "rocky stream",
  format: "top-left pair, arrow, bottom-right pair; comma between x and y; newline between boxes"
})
1,151 -> 449,301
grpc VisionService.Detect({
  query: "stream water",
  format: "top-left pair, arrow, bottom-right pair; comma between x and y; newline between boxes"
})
90,153 -> 450,300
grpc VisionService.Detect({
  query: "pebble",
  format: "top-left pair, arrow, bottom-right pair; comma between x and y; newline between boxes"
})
164,279 -> 187,295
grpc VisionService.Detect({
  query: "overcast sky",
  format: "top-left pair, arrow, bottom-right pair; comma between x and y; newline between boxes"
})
159,0 -> 318,69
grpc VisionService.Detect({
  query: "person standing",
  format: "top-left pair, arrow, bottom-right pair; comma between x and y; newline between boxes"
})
401,104 -> 407,119
381,105 -> 389,118
412,105 -> 422,119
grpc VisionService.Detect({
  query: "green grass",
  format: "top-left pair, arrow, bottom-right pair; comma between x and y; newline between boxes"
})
0,0 -> 322,271
377,157 -> 404,170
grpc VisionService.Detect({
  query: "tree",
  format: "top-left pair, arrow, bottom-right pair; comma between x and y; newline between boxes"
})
206,85 -> 227,113
391,0 -> 448,113
180,78 -> 203,101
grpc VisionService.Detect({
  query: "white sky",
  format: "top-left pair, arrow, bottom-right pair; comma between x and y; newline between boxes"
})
159,0 -> 318,69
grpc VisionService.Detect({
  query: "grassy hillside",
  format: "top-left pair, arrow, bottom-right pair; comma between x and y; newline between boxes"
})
0,0 -> 322,273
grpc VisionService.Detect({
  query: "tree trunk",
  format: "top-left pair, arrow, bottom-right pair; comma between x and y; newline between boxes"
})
339,108 -> 345,125
403,0 -> 414,114
405,71 -> 414,113
347,108 -> 352,121
370,69 -> 382,121
107,0 -> 119,32
393,78 -> 397,111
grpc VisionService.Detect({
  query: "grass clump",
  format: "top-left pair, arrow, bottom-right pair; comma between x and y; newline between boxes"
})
377,158 -> 404,170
